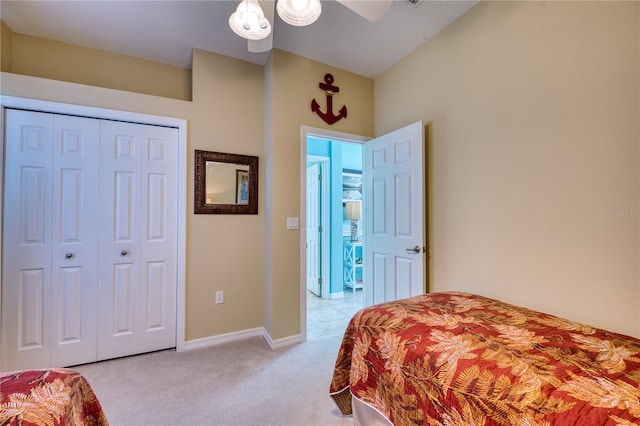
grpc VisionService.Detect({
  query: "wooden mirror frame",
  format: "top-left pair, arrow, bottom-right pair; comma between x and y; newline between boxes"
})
194,150 -> 259,214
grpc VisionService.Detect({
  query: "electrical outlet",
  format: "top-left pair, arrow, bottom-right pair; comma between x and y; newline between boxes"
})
215,291 -> 224,304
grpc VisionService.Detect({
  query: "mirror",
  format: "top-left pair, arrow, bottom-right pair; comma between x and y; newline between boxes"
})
194,150 -> 259,214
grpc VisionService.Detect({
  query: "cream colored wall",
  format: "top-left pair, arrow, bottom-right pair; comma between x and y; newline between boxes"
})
187,49 -> 265,341
265,50 -> 373,339
1,47 -> 266,342
375,1 -> 640,337
0,21 -> 12,72
263,54 -> 275,336
0,31 -> 374,343
9,32 -> 191,100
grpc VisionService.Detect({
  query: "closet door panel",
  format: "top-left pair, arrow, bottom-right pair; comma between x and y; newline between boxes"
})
113,263 -> 135,335
98,121 -> 177,359
139,126 -> 178,352
50,115 -> 100,367
19,269 -> 47,349
145,261 -> 167,330
113,172 -> 137,241
57,267 -> 83,337
2,110 -> 54,370
98,120 -> 143,359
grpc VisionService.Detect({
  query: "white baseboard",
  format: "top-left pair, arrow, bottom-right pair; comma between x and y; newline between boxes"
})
328,291 -> 345,300
262,329 -> 305,350
183,327 -> 265,351
183,327 -> 305,352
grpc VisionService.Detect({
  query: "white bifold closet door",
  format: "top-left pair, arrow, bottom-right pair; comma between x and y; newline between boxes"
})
1,109 -> 178,371
97,120 -> 178,360
2,110 -> 100,370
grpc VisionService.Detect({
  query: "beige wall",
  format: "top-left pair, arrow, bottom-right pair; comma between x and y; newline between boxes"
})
186,49 -> 266,341
0,36 -> 374,343
1,21 -> 12,72
375,1 -> 640,337
265,50 -> 373,339
7,31 -> 191,100
0,47 -> 268,343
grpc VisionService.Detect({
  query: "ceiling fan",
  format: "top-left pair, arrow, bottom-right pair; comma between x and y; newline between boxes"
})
228,0 -> 393,53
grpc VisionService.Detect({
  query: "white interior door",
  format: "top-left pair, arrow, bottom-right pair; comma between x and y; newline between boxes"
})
50,114 -> 100,367
306,162 -> 321,296
2,110 -> 101,371
97,120 -> 142,359
364,121 -> 425,307
2,110 -> 54,370
137,123 -> 178,353
97,120 -> 177,360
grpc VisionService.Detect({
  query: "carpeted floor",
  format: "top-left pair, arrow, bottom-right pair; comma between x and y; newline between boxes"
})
75,291 -> 362,426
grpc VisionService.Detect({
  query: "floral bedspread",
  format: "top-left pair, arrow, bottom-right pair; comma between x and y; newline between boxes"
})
0,368 -> 108,426
330,292 -> 640,425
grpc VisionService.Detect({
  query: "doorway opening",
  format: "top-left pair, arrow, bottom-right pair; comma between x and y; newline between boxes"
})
300,127 -> 369,340
300,121 -> 428,341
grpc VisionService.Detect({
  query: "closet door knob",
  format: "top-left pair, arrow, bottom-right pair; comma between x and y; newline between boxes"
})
120,250 -> 128,256
65,253 -> 73,259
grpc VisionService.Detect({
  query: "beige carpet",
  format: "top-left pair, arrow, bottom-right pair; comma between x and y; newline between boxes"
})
75,333 -> 354,426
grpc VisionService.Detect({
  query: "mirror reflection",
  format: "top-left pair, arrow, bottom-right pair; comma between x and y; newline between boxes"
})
205,161 -> 250,205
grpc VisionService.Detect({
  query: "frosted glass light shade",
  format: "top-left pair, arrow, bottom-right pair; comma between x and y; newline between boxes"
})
229,0 -> 272,40
277,0 -> 321,26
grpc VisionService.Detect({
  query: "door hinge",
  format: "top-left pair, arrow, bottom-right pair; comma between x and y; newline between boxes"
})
318,225 -> 323,233
318,277 -> 323,284
318,174 -> 323,181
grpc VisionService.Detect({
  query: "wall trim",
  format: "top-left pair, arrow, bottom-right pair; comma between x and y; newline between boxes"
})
329,291 -> 345,300
184,327 -> 265,351
184,327 -> 304,351
262,329 -> 305,350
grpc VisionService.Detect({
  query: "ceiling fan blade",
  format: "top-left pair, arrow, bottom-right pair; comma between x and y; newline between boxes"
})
248,0 -> 275,52
336,0 -> 392,22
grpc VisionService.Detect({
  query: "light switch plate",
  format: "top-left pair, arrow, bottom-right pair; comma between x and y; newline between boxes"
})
286,217 -> 299,230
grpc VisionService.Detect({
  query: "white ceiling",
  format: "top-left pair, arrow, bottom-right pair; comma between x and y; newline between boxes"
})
0,0 -> 478,79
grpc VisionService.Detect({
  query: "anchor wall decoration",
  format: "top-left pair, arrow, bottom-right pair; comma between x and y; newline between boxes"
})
311,73 -> 348,125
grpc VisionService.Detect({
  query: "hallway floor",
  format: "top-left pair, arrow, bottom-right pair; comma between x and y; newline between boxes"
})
307,288 -> 363,340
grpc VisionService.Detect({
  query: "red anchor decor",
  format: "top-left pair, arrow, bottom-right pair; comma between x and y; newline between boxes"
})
311,73 -> 348,125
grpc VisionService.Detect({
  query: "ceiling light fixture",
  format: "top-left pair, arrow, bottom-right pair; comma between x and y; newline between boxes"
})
276,0 -> 322,27
229,0 -> 272,40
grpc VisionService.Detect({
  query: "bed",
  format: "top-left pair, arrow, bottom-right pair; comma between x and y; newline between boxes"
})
330,291 -> 640,425
0,368 -> 108,425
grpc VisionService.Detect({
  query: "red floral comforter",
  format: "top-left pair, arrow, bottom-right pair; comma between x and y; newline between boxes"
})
330,292 -> 640,425
0,368 -> 108,426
